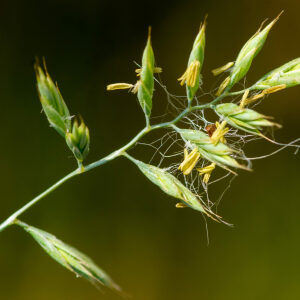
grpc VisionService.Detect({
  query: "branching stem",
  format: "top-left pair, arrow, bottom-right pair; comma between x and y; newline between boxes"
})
0,91 -> 236,232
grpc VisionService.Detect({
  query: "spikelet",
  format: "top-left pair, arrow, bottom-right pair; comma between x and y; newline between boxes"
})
175,127 -> 250,174
254,58 -> 300,89
216,103 -> 281,137
178,16 -> 207,101
125,155 -> 214,217
137,27 -> 155,117
66,117 -> 90,164
35,59 -> 71,137
16,220 -> 122,293
227,13 -> 282,89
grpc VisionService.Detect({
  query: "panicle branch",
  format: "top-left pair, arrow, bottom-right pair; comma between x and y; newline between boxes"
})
1,12 -> 300,294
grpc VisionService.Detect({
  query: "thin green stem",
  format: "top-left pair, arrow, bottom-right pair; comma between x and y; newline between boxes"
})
0,89 -> 243,232
0,170 -> 78,232
84,126 -> 151,172
191,94 -> 226,111
0,127 -> 152,232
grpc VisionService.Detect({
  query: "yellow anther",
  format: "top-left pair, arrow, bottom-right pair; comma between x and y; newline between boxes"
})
211,62 -> 234,76
184,148 -> 189,159
215,76 -> 230,96
175,202 -> 188,208
135,67 -> 162,76
210,121 -> 229,145
197,163 -> 216,184
240,84 -> 286,107
178,148 -> 201,175
178,60 -> 201,87
239,89 -> 250,108
242,92 -> 265,106
263,84 -> 286,94
106,83 -> 134,91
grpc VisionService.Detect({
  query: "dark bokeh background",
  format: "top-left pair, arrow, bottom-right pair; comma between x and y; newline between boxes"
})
1,0 -> 300,299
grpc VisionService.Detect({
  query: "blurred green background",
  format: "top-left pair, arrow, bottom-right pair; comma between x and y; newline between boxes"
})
1,0 -> 300,299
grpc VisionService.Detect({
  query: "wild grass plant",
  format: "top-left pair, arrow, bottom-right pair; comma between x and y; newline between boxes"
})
0,12 -> 299,294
